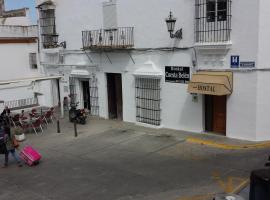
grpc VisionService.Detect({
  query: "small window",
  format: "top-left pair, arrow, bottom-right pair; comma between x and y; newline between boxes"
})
206,0 -> 216,22
206,0 -> 227,22
29,53 -> 38,69
217,0 -> 227,21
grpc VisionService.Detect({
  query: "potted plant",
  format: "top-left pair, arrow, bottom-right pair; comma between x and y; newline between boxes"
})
13,127 -> 26,142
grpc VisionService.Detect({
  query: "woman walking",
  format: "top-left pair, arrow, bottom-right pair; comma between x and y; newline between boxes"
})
2,126 -> 22,168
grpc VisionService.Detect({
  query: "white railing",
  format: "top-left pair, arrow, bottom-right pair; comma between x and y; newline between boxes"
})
4,97 -> 39,111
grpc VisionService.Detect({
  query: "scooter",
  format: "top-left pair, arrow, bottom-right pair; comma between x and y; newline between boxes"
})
69,103 -> 87,125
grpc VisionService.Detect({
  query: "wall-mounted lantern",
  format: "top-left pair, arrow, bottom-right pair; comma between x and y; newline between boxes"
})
165,11 -> 182,39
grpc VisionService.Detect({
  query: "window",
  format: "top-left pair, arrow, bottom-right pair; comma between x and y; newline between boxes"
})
39,9 -> 58,48
29,53 -> 37,69
135,78 -> 161,126
207,0 -> 227,22
89,76 -> 99,116
206,0 -> 216,22
217,0 -> 227,21
195,0 -> 231,43
69,77 -> 77,106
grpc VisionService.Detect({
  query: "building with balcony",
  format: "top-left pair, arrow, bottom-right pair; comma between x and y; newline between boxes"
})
37,0 -> 270,141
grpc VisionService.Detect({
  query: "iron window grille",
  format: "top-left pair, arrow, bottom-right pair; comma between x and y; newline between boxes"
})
195,0 -> 232,43
69,77 -> 77,107
89,76 -> 99,116
29,53 -> 37,69
135,78 -> 161,126
39,9 -> 58,48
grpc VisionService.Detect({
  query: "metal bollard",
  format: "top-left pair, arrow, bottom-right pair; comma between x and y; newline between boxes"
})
57,120 -> 61,133
74,121 -> 78,137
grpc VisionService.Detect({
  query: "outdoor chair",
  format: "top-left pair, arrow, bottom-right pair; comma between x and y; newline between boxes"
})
11,114 -> 21,127
31,117 -> 43,135
45,110 -> 54,124
20,120 -> 30,133
40,113 -> 48,128
50,107 -> 57,121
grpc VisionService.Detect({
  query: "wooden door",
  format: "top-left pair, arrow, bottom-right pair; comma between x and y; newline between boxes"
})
213,96 -> 227,135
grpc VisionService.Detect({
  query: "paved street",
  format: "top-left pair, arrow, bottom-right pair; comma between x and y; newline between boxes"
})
0,117 -> 269,200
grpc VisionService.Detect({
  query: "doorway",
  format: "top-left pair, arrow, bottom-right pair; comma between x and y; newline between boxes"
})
82,80 -> 90,110
205,95 -> 227,135
107,73 -> 123,120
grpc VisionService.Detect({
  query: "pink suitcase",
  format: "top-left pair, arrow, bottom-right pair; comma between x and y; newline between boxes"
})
20,146 -> 41,166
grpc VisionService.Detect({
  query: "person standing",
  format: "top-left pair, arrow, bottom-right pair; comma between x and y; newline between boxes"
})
2,126 -> 22,168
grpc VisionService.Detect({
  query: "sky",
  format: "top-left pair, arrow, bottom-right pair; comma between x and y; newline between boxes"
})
5,0 -> 37,24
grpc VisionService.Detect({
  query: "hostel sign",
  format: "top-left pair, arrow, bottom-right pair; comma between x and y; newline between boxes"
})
197,84 -> 216,93
165,66 -> 190,84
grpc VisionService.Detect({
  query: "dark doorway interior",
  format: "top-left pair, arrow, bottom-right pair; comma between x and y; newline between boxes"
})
82,80 -> 90,110
205,95 -> 227,135
107,73 -> 123,120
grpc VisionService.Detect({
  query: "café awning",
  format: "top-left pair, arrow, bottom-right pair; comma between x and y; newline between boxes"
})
187,71 -> 233,96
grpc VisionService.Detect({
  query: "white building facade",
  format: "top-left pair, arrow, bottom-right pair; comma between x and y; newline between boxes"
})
0,2 -> 40,110
37,0 -> 270,141
0,0 -> 62,112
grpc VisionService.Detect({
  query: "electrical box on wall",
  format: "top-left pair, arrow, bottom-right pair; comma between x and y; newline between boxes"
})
192,93 -> 198,102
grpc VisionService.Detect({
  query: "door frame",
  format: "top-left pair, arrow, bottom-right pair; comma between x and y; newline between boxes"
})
106,73 -> 123,120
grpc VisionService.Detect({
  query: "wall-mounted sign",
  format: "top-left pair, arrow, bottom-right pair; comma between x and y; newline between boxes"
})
165,66 -> 190,84
240,61 -> 255,68
231,55 -> 240,68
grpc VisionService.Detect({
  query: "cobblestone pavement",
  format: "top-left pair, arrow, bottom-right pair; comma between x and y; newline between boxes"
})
0,117 -> 268,200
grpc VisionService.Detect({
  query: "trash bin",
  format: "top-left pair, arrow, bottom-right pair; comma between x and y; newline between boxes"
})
249,169 -> 270,200
213,194 -> 244,200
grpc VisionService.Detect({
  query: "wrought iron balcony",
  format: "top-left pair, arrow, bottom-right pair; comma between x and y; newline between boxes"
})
41,33 -> 59,49
82,27 -> 134,50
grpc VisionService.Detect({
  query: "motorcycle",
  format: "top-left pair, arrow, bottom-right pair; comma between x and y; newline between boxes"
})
69,103 -> 87,125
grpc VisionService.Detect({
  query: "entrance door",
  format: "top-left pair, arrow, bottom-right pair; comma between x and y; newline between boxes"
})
107,73 -> 123,120
213,96 -> 226,134
205,95 -> 226,135
82,81 -> 90,110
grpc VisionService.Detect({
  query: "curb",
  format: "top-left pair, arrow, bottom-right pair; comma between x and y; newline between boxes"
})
232,179 -> 250,194
186,137 -> 270,150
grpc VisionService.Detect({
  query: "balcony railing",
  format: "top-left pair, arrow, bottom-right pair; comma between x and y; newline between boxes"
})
4,97 -> 39,111
41,34 -> 59,49
82,27 -> 134,50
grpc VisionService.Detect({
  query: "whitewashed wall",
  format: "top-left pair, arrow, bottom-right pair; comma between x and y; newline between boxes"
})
37,0 -> 270,140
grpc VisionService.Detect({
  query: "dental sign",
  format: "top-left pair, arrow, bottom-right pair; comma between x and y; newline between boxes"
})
165,66 -> 190,84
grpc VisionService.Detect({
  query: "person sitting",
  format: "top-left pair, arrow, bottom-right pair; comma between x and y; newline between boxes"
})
1,106 -> 10,117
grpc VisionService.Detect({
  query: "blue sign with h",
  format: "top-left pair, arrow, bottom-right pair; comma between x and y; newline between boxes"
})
231,55 -> 240,68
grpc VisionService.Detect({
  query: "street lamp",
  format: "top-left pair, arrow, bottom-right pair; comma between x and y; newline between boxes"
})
165,11 -> 182,39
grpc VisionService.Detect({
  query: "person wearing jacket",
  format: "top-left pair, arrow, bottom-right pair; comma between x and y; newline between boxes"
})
2,126 -> 22,168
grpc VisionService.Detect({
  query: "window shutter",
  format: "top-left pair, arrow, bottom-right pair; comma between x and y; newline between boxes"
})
102,0 -> 118,30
